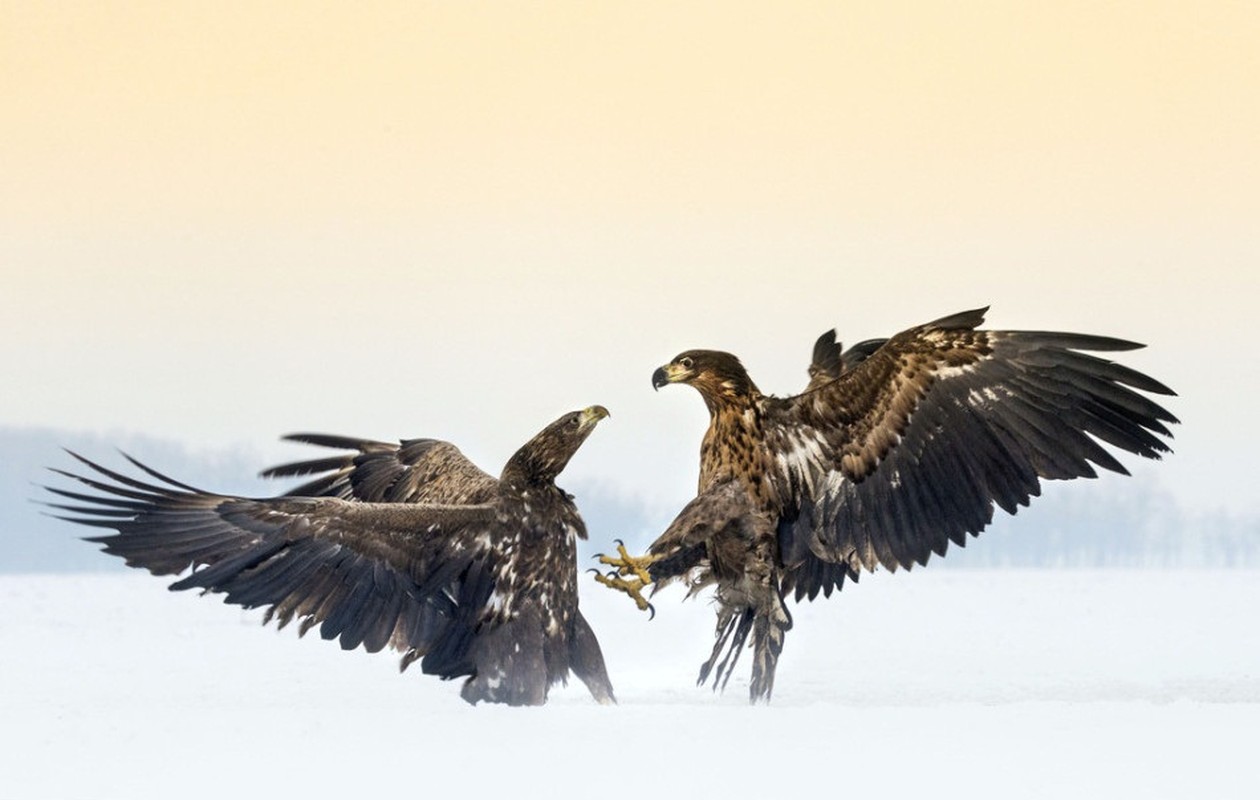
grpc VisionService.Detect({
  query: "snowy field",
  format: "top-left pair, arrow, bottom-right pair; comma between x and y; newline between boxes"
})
3,570 -> 1257,799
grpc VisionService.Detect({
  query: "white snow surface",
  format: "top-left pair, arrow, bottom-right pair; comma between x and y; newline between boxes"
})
3,570 -> 1257,799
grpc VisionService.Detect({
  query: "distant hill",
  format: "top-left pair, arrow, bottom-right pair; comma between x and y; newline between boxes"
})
2,426 -> 1256,574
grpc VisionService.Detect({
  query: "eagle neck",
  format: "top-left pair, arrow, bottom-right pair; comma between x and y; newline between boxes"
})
500,454 -> 559,491
698,383 -> 762,417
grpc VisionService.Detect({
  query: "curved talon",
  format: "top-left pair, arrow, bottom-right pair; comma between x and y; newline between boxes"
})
591,539 -> 626,563
589,569 -> 655,616
594,540 -> 661,584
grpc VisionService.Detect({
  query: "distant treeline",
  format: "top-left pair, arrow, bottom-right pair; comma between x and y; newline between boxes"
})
2,427 -> 1255,573
931,480 -> 1260,569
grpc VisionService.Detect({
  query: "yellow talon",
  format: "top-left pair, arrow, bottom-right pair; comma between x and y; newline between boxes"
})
589,569 -> 656,620
595,539 -> 660,585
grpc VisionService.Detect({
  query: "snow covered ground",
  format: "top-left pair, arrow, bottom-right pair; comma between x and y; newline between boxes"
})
3,570 -> 1256,799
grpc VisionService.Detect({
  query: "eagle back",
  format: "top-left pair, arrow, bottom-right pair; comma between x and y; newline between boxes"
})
486,484 -> 582,629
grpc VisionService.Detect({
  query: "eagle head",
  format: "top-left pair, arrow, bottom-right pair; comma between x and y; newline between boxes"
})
652,350 -> 758,403
503,405 -> 610,485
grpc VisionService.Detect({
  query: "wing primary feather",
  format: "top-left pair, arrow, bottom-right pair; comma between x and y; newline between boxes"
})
260,456 -> 354,479
42,502 -> 137,518
1011,331 -> 1145,353
279,433 -> 390,450
1077,401 -> 1172,461
41,485 -> 153,510
60,452 -> 195,499
49,467 -> 171,504
118,452 -> 207,492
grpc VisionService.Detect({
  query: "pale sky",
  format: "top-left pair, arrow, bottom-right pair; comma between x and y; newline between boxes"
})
3,2 -> 1257,516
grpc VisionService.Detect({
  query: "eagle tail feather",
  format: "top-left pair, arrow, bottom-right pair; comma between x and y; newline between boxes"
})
749,595 -> 792,703
697,588 -> 794,703
697,605 -> 753,692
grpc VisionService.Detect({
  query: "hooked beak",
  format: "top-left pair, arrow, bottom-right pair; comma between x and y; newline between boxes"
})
651,367 -> 668,391
652,363 -> 689,391
579,405 -> 610,429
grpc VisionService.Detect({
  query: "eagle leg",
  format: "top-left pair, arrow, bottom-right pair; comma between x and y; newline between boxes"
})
593,539 -> 660,585
587,569 -> 656,620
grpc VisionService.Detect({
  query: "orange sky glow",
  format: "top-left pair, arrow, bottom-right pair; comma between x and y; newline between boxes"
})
3,2 -> 1257,513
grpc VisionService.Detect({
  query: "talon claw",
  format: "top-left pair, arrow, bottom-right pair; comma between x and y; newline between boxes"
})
590,539 -> 664,617
589,569 -> 655,616
594,541 -> 661,583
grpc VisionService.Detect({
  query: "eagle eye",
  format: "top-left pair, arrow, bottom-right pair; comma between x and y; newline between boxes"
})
679,356 -> 694,369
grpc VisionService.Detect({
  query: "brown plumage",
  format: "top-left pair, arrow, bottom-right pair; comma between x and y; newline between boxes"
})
47,406 -> 615,707
627,307 -> 1177,701
263,433 -> 499,505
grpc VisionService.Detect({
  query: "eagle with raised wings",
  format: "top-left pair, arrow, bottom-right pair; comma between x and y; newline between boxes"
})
48,406 -> 615,706
595,308 -> 1177,701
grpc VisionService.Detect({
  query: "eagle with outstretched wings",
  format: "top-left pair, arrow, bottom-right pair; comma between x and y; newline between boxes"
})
48,406 -> 615,706
595,308 -> 1177,701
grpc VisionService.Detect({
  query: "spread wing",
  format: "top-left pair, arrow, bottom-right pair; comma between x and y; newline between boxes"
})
45,452 -> 502,672
767,307 -> 1178,578
262,433 -> 498,504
